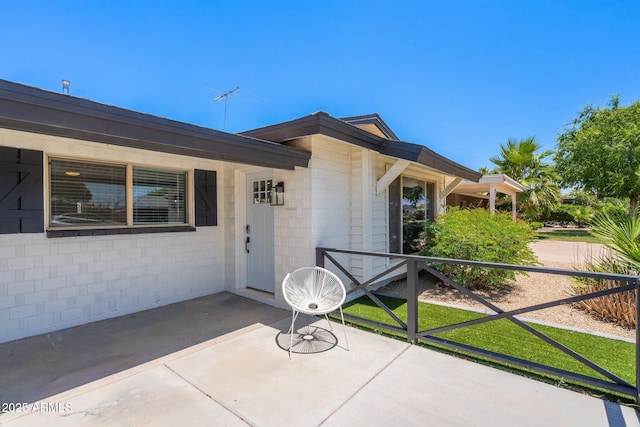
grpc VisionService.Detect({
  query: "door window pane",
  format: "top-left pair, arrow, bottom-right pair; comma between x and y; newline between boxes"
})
402,178 -> 426,254
252,179 -> 272,204
388,177 -> 401,253
388,176 -> 437,254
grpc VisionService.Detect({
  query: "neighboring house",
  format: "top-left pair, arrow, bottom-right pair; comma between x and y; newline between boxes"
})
0,80 -> 480,343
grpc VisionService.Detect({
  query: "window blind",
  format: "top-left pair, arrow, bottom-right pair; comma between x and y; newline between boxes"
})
133,167 -> 186,224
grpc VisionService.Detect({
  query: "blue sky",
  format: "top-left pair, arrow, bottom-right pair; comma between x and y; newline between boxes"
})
2,1 -> 639,171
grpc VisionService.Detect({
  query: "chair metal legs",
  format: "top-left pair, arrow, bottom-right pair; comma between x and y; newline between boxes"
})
288,310 -> 299,359
337,306 -> 349,351
287,309 -> 349,359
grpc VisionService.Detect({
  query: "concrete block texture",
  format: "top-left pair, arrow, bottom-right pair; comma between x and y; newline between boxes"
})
0,230 -> 226,343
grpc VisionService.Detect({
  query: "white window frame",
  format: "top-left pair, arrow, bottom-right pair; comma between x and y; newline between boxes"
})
388,174 -> 436,254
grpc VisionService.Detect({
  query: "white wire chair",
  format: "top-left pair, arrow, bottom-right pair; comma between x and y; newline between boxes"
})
282,266 -> 349,358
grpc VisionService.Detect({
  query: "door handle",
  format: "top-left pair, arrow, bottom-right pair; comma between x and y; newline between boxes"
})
245,237 -> 250,253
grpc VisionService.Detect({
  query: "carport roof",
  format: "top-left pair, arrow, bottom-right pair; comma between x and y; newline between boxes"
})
453,173 -> 526,198
0,79 -> 310,170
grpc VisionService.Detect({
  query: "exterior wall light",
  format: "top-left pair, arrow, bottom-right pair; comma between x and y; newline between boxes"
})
270,181 -> 285,206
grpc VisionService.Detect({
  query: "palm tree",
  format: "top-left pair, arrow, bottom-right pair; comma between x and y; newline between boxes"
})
489,137 -> 561,219
590,210 -> 640,270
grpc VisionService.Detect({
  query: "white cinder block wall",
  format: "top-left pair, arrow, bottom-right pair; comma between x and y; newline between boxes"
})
274,136 -> 393,295
350,148 -> 366,280
350,148 -> 389,283
223,164 -> 238,293
0,230 -> 225,343
0,129 -> 226,343
273,136 -> 352,294
309,136 -> 351,251
274,137 -> 314,298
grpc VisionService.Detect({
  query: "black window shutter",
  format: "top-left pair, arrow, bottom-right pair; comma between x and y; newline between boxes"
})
194,169 -> 217,226
0,147 -> 44,234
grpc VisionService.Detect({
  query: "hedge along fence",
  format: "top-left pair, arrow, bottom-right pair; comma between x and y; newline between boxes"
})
422,208 -> 537,289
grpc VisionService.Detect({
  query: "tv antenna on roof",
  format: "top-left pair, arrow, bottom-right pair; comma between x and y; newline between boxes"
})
215,86 -> 239,130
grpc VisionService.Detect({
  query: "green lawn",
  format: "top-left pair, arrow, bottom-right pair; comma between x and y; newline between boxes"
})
535,228 -> 602,244
341,295 -> 635,400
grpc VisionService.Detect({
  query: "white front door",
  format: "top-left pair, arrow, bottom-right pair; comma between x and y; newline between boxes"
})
246,172 -> 275,292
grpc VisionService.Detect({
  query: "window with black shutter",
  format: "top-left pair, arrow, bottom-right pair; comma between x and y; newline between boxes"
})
133,167 -> 187,225
0,147 -> 44,234
47,157 -> 195,237
194,169 -> 217,226
50,159 -> 127,227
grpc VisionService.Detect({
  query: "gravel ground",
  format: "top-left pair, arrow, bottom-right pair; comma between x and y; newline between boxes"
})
378,241 -> 636,341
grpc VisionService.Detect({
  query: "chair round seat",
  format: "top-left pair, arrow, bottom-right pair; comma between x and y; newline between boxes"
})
292,297 -> 340,315
282,267 -> 346,316
282,266 -> 350,357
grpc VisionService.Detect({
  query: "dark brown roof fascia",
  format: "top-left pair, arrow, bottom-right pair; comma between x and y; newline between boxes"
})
380,140 -> 482,182
243,112 -> 481,182
0,80 -> 310,170
242,112 -> 385,151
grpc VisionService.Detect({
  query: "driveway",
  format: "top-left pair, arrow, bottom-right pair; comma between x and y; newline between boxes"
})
531,239 -> 607,267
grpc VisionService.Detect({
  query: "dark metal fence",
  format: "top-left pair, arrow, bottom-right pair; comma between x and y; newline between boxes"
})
316,247 -> 640,402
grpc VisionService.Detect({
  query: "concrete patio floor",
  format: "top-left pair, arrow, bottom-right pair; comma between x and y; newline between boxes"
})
1,292 -> 638,426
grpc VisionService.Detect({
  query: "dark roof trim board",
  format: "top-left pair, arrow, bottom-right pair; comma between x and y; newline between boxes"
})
243,112 -> 383,151
242,112 -> 482,182
340,113 -> 400,140
0,80 -> 310,170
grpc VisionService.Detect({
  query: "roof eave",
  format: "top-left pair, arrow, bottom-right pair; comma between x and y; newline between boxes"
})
241,111 -> 385,152
0,79 -> 310,170
243,112 -> 481,181
380,141 -> 482,182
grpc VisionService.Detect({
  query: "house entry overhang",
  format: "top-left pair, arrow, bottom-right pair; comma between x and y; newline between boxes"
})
0,79 -> 310,170
241,111 -> 482,183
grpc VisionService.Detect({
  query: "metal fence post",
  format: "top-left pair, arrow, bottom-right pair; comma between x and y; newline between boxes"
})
316,247 -> 325,268
407,259 -> 418,343
636,280 -> 640,405
311,246 -> 640,398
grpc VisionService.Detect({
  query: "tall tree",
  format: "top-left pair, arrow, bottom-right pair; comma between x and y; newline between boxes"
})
556,96 -> 640,215
489,137 -> 561,218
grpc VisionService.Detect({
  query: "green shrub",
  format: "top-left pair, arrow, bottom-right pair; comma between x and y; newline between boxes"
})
602,203 -> 628,218
569,205 -> 595,227
423,208 -> 537,289
529,221 -> 544,230
545,205 -> 575,225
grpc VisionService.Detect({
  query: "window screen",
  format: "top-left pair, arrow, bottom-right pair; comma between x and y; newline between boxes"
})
50,159 -> 127,227
133,167 -> 186,224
